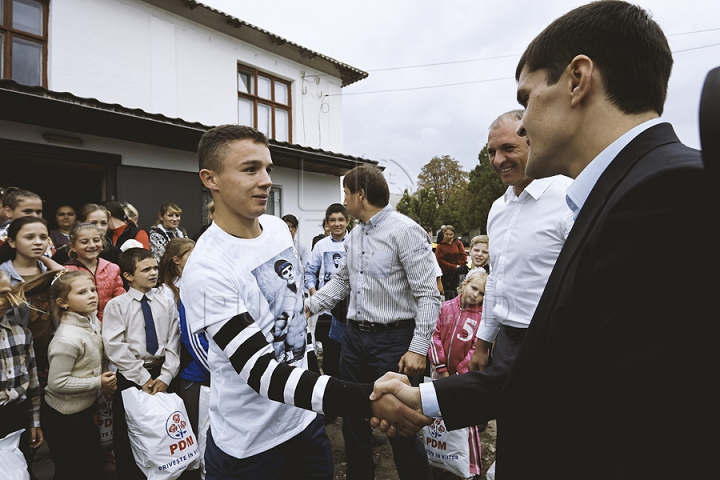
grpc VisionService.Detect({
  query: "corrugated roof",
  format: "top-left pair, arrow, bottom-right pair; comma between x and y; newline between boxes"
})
142,0 -> 369,87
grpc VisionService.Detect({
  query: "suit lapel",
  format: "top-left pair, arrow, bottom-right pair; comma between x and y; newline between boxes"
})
509,123 -> 680,372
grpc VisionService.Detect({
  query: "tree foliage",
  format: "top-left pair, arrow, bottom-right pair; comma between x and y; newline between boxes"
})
417,155 -> 468,207
464,145 -> 506,233
398,147 -> 504,236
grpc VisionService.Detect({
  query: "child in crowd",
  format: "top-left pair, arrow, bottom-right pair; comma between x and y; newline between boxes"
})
102,247 -> 180,480
63,223 -> 126,322
49,205 -> 77,250
428,269 -> 489,478
149,202 -> 188,262
104,200 -> 150,251
0,187 -> 60,265
468,235 -> 490,273
1,270 -> 47,478
158,238 -> 209,479
0,217 -> 51,286
42,270 -> 117,479
123,203 -> 139,228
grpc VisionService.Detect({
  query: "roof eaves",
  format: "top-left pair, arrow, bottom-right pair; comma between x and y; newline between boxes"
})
147,0 -> 369,87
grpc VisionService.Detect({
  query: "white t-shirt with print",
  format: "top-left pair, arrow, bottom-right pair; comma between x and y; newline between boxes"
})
181,215 -> 316,459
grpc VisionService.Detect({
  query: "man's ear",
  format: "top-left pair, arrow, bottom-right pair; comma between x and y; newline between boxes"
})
568,55 -> 595,108
199,169 -> 219,192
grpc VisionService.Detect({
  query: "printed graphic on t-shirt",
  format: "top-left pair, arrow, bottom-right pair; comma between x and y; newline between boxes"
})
252,247 -> 306,364
322,250 -> 345,283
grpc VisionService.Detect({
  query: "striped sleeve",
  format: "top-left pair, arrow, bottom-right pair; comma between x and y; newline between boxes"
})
205,312 -> 372,419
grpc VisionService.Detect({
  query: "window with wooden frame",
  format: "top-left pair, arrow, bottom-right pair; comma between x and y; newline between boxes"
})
0,0 -> 48,86
238,65 -> 292,143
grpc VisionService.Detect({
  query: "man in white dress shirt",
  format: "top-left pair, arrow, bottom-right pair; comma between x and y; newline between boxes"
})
469,110 -> 573,372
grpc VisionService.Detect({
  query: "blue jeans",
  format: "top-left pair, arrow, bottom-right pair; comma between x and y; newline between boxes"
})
340,321 -> 431,480
205,414 -> 333,480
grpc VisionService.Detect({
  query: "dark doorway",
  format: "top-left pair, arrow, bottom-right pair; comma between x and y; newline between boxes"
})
0,138 -> 119,229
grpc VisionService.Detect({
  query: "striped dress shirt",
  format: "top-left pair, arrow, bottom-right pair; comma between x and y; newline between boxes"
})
307,205 -> 442,355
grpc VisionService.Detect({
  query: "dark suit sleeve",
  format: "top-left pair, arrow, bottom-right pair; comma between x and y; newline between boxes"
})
433,356 -> 514,430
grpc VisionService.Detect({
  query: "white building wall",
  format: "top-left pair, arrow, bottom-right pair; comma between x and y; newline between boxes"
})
48,0 -> 344,153
0,120 -> 341,247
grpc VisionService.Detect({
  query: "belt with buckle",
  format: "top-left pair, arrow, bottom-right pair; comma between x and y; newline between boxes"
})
350,320 -> 413,332
143,357 -> 165,370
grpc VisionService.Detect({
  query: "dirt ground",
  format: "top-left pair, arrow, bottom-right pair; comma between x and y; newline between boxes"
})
325,418 -> 497,480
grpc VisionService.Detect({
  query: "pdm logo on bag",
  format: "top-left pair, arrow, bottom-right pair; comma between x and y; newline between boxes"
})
166,410 -> 195,455
426,418 -> 447,449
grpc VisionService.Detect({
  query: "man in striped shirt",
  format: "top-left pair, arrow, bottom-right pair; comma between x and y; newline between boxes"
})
306,164 -> 442,480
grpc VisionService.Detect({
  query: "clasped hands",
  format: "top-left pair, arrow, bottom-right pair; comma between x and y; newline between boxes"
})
368,372 -> 433,436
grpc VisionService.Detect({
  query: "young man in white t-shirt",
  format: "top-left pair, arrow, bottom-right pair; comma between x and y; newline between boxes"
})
181,125 -> 427,480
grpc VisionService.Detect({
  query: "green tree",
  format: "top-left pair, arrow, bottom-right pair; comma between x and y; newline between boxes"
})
463,145 -> 505,233
396,186 -> 439,229
418,155 -> 468,207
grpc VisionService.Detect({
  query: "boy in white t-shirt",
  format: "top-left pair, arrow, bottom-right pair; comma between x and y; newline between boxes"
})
182,125 -> 427,480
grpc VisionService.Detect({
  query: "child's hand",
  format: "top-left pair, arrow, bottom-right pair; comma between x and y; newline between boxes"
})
141,378 -> 155,394
101,372 -> 117,395
29,427 -> 43,449
437,371 -> 450,378
150,380 -> 168,395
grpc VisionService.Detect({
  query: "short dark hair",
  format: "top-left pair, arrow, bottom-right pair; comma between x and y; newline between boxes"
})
103,200 -> 127,221
119,247 -> 155,276
516,1 -> 672,115
342,165 -> 389,208
198,124 -> 269,173
325,203 -> 348,221
282,214 -> 298,229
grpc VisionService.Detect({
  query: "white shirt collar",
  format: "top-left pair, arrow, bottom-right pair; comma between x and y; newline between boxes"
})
566,118 -> 664,219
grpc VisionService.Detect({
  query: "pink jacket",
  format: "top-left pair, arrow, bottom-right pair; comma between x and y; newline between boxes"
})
428,295 -> 483,375
64,258 -> 126,322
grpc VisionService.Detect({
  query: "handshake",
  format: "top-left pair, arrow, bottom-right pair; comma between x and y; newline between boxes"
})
367,372 -> 434,436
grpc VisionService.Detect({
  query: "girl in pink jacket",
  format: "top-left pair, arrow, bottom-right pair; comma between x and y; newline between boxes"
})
63,223 -> 125,322
428,269 -> 488,476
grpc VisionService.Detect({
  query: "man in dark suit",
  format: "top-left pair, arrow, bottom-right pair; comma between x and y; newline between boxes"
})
368,2 -> 712,479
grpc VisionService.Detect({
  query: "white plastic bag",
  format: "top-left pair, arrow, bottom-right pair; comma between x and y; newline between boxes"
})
0,429 -> 30,480
97,391 -> 114,450
197,385 -> 211,479
122,389 -> 200,480
422,418 -> 472,478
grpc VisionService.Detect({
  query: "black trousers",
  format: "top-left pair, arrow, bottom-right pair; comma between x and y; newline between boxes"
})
41,399 -> 103,480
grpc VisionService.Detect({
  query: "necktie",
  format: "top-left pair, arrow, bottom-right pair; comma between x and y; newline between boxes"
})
141,295 -> 159,355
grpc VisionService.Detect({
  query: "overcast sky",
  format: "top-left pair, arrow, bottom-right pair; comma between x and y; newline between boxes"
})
202,0 -> 720,193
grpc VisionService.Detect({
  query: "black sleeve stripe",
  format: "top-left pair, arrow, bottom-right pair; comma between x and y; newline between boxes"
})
247,352 -> 274,393
294,370 -> 316,410
227,331 -> 271,375
268,363 -> 294,403
214,312 -> 255,350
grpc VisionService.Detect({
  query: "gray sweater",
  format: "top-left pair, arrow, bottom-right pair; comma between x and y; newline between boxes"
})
44,311 -> 105,414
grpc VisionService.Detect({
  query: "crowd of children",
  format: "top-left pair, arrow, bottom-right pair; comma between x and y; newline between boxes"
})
0,184 -> 491,480
0,187 -> 204,480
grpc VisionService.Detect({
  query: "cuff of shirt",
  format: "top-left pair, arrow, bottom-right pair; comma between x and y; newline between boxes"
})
419,382 -> 442,418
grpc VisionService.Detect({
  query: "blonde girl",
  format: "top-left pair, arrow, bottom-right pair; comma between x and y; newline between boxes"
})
428,269 -> 489,477
42,270 -> 117,479
63,223 -> 125,322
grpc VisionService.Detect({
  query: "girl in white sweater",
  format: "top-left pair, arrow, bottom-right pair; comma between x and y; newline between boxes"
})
41,270 -> 117,479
